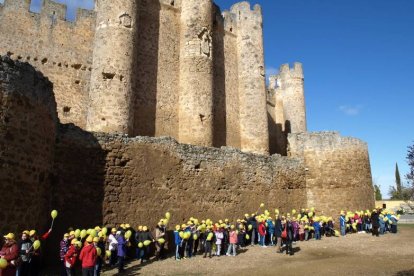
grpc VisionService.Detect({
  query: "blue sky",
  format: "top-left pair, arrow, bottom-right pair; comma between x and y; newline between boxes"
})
12,0 -> 414,198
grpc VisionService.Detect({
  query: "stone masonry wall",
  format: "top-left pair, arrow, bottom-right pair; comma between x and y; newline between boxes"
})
0,0 -> 95,129
53,127 -> 307,229
0,57 -> 57,235
288,132 -> 375,218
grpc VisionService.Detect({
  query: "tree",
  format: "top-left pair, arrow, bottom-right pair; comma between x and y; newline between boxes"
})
395,163 -> 402,196
389,162 -> 413,200
374,184 -> 382,200
406,143 -> 414,199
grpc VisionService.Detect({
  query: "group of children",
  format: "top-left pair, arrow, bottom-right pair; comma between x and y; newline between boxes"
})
0,206 -> 401,275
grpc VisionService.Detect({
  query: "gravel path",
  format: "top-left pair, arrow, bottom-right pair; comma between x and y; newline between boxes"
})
102,225 -> 414,276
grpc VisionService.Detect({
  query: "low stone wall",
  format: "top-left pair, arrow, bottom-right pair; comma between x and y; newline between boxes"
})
288,132 -> 375,217
0,56 -> 57,234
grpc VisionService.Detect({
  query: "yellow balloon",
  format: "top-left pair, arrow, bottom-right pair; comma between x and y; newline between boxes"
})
125,230 -> 132,240
96,247 -> 102,256
183,232 -> 191,240
51,210 -> 58,219
101,228 -> 107,235
74,229 -> 81,238
80,230 -> 87,239
207,232 -> 214,241
76,241 -> 82,248
0,258 -> 7,269
90,230 -> 97,238
248,225 -> 253,231
165,212 -> 171,219
158,238 -> 165,244
179,231 -> 184,238
138,242 -> 143,248
143,240 -> 151,246
245,234 -> 250,240
106,250 -> 111,257
260,203 -> 265,208
193,234 -> 198,240
33,240 -> 41,250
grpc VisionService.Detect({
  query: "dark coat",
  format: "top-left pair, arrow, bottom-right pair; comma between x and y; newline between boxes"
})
371,212 -> 380,227
274,219 -> 283,236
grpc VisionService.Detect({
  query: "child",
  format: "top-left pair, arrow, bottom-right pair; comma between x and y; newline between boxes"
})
214,227 -> 224,256
266,218 -> 275,246
226,225 -> 238,256
204,227 -> 214,258
299,221 -> 305,241
313,219 -> 321,240
174,225 -> 182,260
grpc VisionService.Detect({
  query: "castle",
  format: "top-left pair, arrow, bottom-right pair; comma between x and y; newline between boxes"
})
0,0 -> 374,245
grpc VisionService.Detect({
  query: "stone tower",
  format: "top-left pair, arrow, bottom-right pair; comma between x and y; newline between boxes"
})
231,2 -> 269,154
86,0 -> 140,135
275,63 -> 307,133
178,0 -> 214,147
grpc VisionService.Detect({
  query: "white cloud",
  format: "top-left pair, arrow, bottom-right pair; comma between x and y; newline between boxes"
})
266,66 -> 279,77
339,105 -> 362,116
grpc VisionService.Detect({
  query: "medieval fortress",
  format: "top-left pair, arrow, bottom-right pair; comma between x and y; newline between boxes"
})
0,0 -> 374,239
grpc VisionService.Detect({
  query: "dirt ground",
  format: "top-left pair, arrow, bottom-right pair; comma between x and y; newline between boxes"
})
102,225 -> 414,276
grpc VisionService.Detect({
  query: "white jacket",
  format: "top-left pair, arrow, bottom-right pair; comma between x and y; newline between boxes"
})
108,234 -> 118,251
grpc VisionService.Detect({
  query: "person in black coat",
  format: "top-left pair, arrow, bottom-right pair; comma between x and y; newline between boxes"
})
371,210 -> 380,237
285,218 -> 295,256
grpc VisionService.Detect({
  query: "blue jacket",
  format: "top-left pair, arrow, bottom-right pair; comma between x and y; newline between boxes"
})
266,220 -> 275,234
339,216 -> 346,227
174,231 -> 182,246
117,236 -> 127,257
313,222 -> 321,231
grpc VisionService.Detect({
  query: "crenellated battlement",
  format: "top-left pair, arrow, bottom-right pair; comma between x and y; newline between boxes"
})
0,0 -> 96,24
277,62 -> 304,79
230,1 -> 262,23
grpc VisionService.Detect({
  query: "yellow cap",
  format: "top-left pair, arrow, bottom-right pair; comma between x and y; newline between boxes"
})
4,233 -> 15,240
86,236 -> 93,243
64,233 -> 69,238
143,226 -> 148,231
181,224 -> 187,229
29,230 -> 36,236
22,230 -> 30,235
138,226 -> 143,231
175,225 -> 180,231
125,224 -> 130,228
71,238 -> 78,245
69,231 -> 75,236
111,228 -> 117,233
94,226 -> 101,231
93,237 -> 99,243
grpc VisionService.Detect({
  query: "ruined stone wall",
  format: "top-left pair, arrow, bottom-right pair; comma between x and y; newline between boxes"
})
0,57 -> 57,234
288,132 -> 375,217
267,88 -> 287,155
0,0 -> 95,129
134,1 -> 180,139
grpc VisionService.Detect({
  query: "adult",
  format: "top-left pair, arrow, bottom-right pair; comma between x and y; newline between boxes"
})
285,218 -> 295,256
339,212 -> 346,236
116,231 -> 127,273
0,233 -> 19,276
371,209 -> 380,237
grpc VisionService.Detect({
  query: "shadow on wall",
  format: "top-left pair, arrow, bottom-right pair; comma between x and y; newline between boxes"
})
213,9 -> 227,148
45,123 -> 106,265
267,113 -> 288,156
134,1 -> 161,137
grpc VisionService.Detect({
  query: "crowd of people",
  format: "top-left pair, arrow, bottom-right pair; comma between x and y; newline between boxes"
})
0,206 -> 401,275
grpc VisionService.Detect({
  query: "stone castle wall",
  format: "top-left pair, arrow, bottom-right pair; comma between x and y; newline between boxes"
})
0,56 -> 57,235
288,132 -> 375,216
0,0 -> 95,129
53,126 -> 307,230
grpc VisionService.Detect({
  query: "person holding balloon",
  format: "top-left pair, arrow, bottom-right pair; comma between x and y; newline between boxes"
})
107,228 -> 118,267
93,237 -> 105,276
155,220 -> 167,261
17,231 -> 34,276
0,233 -> 19,276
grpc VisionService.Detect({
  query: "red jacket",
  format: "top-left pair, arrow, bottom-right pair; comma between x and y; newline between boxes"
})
79,244 -> 97,268
0,241 -> 19,276
64,245 -> 78,268
258,222 -> 266,236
